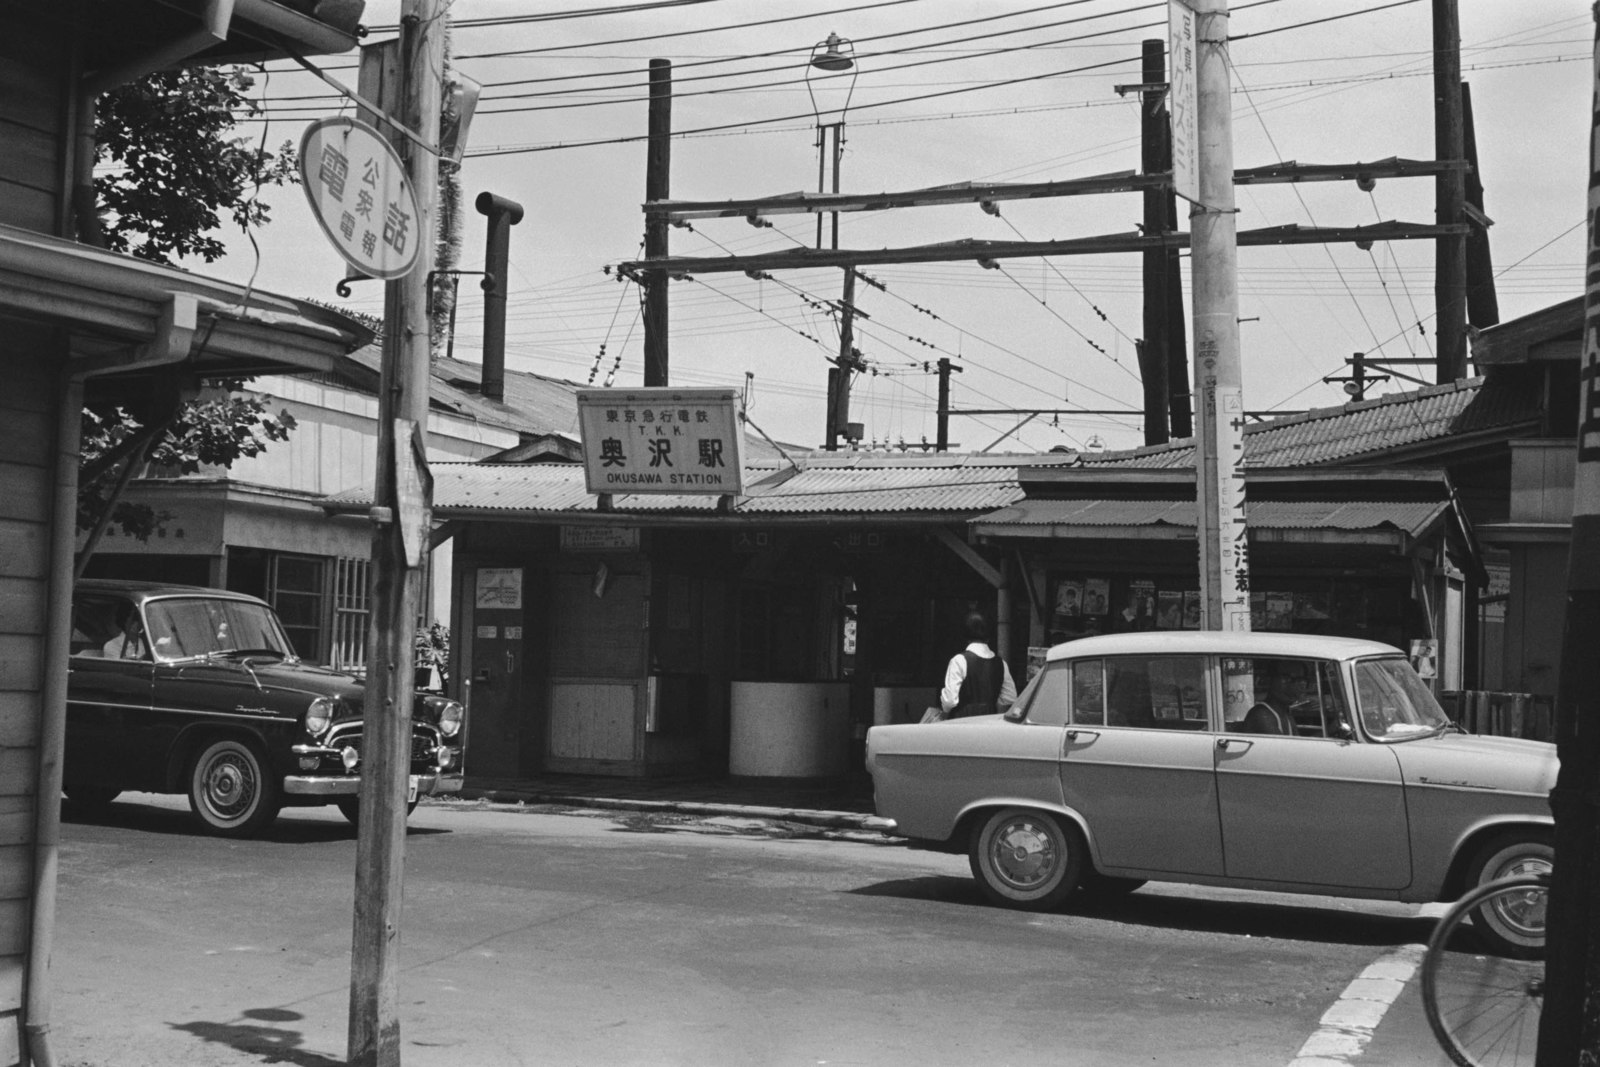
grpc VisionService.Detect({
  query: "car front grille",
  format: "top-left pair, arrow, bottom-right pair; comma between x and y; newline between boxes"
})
327,727 -> 441,768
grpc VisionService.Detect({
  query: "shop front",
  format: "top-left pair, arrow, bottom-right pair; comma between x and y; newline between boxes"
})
973,467 -> 1475,689
435,454 -> 1040,780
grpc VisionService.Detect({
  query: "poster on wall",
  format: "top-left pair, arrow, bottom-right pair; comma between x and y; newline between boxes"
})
1123,580 -> 1155,627
475,568 -> 523,609
1083,578 -> 1110,616
1410,638 -> 1439,679
1265,593 -> 1295,631
1054,579 -> 1083,622
1156,590 -> 1183,629
1181,591 -> 1202,629
1027,646 -> 1049,680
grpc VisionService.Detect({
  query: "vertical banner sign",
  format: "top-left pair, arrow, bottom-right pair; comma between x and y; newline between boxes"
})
299,116 -> 422,281
575,388 -> 745,496
1168,0 -> 1199,203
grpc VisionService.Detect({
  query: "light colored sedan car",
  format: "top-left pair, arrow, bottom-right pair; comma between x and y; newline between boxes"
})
866,632 -> 1556,954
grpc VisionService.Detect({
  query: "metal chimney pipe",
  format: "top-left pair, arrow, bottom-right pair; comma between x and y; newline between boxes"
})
474,191 -> 524,402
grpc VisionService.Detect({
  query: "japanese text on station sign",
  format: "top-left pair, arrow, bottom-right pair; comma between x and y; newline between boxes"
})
576,389 -> 744,496
299,117 -> 421,280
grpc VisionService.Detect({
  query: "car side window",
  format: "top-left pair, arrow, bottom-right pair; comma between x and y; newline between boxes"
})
1224,656 -> 1342,737
1099,655 -> 1208,730
1070,660 -> 1104,725
1017,663 -> 1072,726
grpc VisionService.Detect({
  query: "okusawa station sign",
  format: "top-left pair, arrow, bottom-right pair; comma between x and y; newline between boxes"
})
575,388 -> 745,496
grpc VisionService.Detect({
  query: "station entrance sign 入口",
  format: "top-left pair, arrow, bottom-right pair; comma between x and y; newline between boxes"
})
299,116 -> 422,281
576,388 -> 744,496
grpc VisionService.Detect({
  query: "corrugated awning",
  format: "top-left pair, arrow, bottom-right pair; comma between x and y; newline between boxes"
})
971,498 -> 1452,546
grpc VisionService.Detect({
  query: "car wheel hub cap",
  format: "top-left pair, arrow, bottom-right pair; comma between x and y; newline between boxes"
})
205,757 -> 254,816
995,823 -> 1054,888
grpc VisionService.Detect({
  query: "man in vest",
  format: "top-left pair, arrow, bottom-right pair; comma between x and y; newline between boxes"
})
939,610 -> 1018,719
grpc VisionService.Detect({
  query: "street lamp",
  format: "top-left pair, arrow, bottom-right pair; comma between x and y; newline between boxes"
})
805,32 -> 861,450
805,32 -> 857,250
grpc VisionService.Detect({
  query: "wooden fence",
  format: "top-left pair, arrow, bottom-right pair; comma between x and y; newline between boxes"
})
1438,691 -> 1556,743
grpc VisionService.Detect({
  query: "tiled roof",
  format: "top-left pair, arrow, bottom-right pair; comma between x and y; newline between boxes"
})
1080,376 -> 1540,469
328,453 -> 1075,518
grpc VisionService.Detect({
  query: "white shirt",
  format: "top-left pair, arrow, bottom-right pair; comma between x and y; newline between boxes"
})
940,642 -> 1018,713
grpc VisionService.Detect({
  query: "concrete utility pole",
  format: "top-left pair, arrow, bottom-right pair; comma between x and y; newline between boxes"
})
1189,0 -> 1251,631
1536,12 -> 1600,1062
644,59 -> 671,387
347,1 -> 442,1064
1433,0 -> 1467,382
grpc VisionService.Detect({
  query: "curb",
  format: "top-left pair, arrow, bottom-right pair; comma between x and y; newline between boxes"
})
451,788 -> 897,833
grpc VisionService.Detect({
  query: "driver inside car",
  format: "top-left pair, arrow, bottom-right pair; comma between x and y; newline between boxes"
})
1243,665 -> 1309,735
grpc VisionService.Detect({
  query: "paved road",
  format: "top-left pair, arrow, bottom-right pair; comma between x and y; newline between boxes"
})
48,794 -> 1458,1067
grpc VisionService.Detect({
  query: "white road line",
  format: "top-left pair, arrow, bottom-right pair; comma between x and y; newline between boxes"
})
1287,942 -> 1427,1066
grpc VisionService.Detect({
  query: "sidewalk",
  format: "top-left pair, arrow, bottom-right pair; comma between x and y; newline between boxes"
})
450,770 -> 892,831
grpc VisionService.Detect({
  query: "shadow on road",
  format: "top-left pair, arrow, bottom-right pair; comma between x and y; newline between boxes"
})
850,874 -> 1436,948
170,1007 -> 343,1067
61,798 -> 449,843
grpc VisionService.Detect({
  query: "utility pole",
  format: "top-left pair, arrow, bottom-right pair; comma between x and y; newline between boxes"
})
1137,38 -> 1172,447
1461,82 -> 1500,330
827,267 -> 857,450
644,59 -> 671,387
1322,352 -> 1389,402
1536,12 -> 1600,1062
1188,0 -> 1251,631
1433,0 -> 1467,382
346,2 -> 441,1065
936,357 -> 961,451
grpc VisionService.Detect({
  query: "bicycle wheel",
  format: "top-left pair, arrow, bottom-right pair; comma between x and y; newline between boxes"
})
1421,874 -> 1548,1067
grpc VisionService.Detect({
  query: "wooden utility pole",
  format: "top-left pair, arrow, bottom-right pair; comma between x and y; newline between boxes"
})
1138,39 -> 1171,448
1433,0 -> 1467,382
644,59 -> 671,387
347,2 -> 442,1064
827,267 -> 857,450
1189,0 -> 1251,631
1536,13 -> 1600,1062
936,357 -> 960,451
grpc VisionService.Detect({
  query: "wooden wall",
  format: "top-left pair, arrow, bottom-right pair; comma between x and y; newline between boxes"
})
0,5 -> 69,233
0,332 -> 61,1066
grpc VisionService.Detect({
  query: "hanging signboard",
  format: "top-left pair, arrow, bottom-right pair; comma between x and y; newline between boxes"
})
1167,0 -> 1199,203
299,116 -> 422,280
575,388 -> 745,496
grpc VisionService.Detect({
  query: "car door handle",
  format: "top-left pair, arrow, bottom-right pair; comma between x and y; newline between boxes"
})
1217,737 -> 1252,750
1065,729 -> 1100,741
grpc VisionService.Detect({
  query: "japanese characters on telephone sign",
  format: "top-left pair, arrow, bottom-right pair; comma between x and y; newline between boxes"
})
298,116 -> 422,280
575,388 -> 745,496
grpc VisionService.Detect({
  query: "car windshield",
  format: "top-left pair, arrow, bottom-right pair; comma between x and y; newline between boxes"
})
143,597 -> 297,663
1351,656 -> 1450,740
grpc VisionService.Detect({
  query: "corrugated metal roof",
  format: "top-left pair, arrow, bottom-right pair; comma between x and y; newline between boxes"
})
329,456 -> 1048,517
974,498 -> 1449,536
1081,376 -> 1539,469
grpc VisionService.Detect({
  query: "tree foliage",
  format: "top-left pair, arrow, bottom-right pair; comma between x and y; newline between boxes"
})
83,67 -> 301,544
79,387 -> 298,537
95,66 -> 297,264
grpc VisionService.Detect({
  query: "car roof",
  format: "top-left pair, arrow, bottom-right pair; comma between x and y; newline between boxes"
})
74,578 -> 270,608
1042,630 -> 1402,663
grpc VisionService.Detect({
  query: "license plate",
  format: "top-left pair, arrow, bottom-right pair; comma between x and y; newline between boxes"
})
407,775 -> 420,803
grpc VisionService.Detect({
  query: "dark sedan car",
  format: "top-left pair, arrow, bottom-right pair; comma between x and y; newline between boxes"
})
66,579 -> 465,836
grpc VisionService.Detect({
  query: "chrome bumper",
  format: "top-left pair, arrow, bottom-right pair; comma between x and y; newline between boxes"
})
283,772 -> 465,797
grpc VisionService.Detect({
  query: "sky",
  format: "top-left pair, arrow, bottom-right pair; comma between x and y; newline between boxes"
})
193,0 -> 1594,455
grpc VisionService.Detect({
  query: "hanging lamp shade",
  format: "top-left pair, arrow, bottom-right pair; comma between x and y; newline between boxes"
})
810,33 -> 854,71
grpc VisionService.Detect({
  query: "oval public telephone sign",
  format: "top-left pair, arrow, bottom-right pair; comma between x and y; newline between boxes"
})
299,116 -> 422,280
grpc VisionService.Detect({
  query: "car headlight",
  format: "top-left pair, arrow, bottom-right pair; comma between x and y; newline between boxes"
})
438,700 -> 464,738
304,696 -> 335,740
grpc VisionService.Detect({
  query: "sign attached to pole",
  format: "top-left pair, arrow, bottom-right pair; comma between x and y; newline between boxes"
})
1168,0 -> 1199,203
576,388 -> 745,496
299,116 -> 422,280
